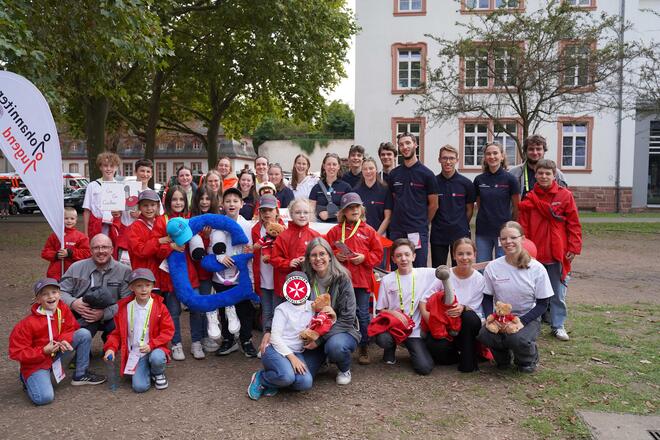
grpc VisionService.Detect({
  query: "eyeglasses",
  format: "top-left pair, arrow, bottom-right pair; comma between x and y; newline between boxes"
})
499,235 -> 522,243
440,156 -> 457,162
91,245 -> 113,252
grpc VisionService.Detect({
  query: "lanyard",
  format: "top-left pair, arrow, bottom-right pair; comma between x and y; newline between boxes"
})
40,307 -> 62,343
341,219 -> 361,242
129,298 -> 153,348
523,165 -> 529,193
395,270 -> 415,316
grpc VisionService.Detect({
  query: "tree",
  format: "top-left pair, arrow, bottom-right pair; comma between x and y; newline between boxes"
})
635,9 -> 660,115
414,0 -> 641,157
323,100 -> 355,138
157,0 -> 356,169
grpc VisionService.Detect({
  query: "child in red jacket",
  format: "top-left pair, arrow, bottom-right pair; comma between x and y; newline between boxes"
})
519,159 -> 582,342
41,207 -> 91,281
9,278 -> 105,405
326,192 -> 383,365
127,190 -> 165,285
103,269 -> 174,393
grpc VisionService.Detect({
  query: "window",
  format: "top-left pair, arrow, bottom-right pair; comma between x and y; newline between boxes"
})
156,162 -> 167,184
175,141 -> 184,151
462,0 -> 523,13
192,141 -> 201,151
84,163 -> 89,178
564,0 -> 596,9
173,162 -> 184,175
648,121 -> 660,205
394,0 -> 426,15
391,117 -> 426,164
557,117 -> 593,171
191,162 -> 202,173
123,163 -> 133,177
459,119 -> 521,169
461,45 -> 520,91
158,142 -> 167,151
70,143 -> 78,152
69,163 -> 79,173
561,42 -> 594,89
391,43 -> 427,94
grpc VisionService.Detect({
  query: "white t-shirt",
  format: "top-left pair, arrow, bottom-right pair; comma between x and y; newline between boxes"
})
483,257 -> 554,316
211,215 -> 254,285
127,299 -> 151,350
82,179 -> 114,222
290,175 -> 320,200
270,301 -> 314,356
258,224 -> 274,290
377,268 -> 442,338
450,269 -> 486,319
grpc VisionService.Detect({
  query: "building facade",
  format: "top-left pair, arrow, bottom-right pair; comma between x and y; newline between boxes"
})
355,0 -> 660,211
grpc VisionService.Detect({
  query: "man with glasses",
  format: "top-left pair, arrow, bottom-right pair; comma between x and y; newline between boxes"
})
430,145 -> 476,267
60,234 -> 131,344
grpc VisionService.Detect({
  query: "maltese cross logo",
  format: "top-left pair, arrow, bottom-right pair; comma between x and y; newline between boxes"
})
283,275 -> 310,304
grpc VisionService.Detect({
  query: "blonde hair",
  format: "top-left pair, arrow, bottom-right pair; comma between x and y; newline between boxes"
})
288,198 -> 316,223
96,152 -> 120,168
500,221 -> 531,269
336,204 -> 366,223
64,206 -> 78,216
439,144 -> 459,158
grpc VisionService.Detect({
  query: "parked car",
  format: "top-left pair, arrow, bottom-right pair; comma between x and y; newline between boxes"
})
64,188 -> 86,212
13,188 -> 39,214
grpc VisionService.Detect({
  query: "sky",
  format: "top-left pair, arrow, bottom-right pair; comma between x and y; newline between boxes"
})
326,0 -> 356,109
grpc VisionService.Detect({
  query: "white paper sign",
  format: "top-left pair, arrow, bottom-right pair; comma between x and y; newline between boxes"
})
123,349 -> 142,375
100,182 -> 126,211
52,357 -> 65,383
122,181 -> 142,212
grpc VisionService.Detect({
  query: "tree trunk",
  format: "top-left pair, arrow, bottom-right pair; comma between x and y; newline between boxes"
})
206,115 -> 221,171
145,69 -> 164,187
85,96 -> 109,181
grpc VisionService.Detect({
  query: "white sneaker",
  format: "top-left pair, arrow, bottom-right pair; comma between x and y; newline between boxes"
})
553,328 -> 570,341
202,337 -> 220,352
191,341 -> 206,359
206,310 -> 221,340
336,370 -> 352,385
226,306 -> 241,335
171,342 -> 185,361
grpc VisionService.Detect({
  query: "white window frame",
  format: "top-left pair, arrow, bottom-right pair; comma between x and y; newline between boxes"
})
464,49 -> 489,89
561,122 -> 588,168
156,162 -> 167,184
493,122 -> 519,166
563,45 -> 591,88
463,123 -> 489,167
398,49 -> 422,90
398,0 -> 423,12
69,163 -> 79,173
493,48 -> 516,87
123,163 -> 133,177
191,162 -> 202,173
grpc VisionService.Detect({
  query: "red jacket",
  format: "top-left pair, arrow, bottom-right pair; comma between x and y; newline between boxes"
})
41,227 -> 91,281
421,291 -> 462,341
103,293 -> 174,376
367,309 -> 415,344
153,214 -> 200,292
519,181 -> 582,280
270,222 -> 320,297
127,216 -> 163,288
327,220 -> 383,289
9,302 -> 79,380
251,219 -> 285,295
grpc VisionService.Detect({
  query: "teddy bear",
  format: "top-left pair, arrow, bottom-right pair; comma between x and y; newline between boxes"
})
299,293 -> 337,345
485,301 -> 523,334
253,222 -> 285,263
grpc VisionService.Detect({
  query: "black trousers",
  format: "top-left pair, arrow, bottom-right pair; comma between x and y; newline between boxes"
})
430,243 -> 457,268
477,318 -> 541,367
424,309 -> 481,372
212,282 -> 255,343
374,333 -> 434,375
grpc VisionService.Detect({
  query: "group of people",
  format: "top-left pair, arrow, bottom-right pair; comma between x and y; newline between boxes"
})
8,132 -> 582,406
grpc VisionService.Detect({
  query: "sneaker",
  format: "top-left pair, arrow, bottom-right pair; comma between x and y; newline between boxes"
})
263,386 -> 279,397
336,370 -> 352,385
492,349 -> 512,370
383,348 -> 396,365
518,363 -> 537,374
191,341 -> 206,360
247,371 -> 264,400
152,373 -> 168,390
226,306 -> 241,335
202,337 -> 220,352
216,339 -> 239,356
358,345 -> 370,365
552,327 -> 570,341
206,310 -> 221,340
71,371 -> 106,386
242,340 -> 258,358
171,342 -> 185,361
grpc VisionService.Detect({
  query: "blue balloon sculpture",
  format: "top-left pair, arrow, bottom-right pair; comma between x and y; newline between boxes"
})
167,214 -> 259,312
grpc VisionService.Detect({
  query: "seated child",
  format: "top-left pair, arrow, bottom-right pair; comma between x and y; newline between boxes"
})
41,207 -> 91,281
9,278 -> 105,406
103,269 -> 174,393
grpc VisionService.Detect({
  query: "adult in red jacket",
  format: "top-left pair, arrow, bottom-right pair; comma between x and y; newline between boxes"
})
41,209 -> 91,281
518,159 -> 582,342
326,192 -> 383,364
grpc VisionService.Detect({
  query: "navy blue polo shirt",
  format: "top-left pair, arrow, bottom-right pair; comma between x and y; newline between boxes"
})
473,167 -> 520,237
275,186 -> 295,210
342,170 -> 362,188
388,161 -> 439,233
431,171 -> 476,245
309,179 -> 352,223
354,181 -> 393,231
240,193 -> 255,220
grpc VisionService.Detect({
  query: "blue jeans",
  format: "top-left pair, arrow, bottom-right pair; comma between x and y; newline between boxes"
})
165,289 -> 204,344
199,279 -> 213,338
260,288 -> 284,332
21,328 -> 92,405
131,348 -> 167,393
260,345 -> 312,391
389,229 -> 429,268
354,288 -> 371,346
543,263 -> 568,330
302,332 -> 358,376
475,235 -> 504,263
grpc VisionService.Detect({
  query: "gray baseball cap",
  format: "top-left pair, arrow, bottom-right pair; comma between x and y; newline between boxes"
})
340,192 -> 363,210
128,268 -> 156,285
138,189 -> 160,203
33,278 -> 60,296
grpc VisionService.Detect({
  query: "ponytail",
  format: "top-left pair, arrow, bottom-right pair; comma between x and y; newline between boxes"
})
501,221 -> 531,269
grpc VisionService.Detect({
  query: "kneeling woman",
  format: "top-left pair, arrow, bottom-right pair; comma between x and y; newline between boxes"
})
477,221 -> 554,373
420,238 -> 485,373
301,238 -> 360,385
373,238 -> 442,375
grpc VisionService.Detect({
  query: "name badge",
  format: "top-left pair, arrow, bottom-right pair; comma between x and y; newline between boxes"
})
52,357 -> 65,383
123,349 -> 144,375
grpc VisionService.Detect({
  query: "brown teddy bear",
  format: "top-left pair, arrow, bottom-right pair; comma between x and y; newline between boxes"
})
254,222 -> 285,262
485,301 -> 523,334
299,293 -> 337,345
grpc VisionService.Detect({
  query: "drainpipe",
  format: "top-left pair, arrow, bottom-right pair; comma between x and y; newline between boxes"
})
614,0 -> 625,212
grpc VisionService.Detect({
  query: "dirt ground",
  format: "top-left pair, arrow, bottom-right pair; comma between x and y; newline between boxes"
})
0,218 -> 657,440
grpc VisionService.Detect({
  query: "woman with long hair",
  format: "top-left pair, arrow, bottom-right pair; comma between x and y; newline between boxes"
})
289,154 -> 319,200
308,153 -> 352,223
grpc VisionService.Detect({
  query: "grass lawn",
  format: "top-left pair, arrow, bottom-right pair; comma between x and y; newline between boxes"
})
581,222 -> 660,235
515,303 -> 659,438
579,211 -> 660,218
